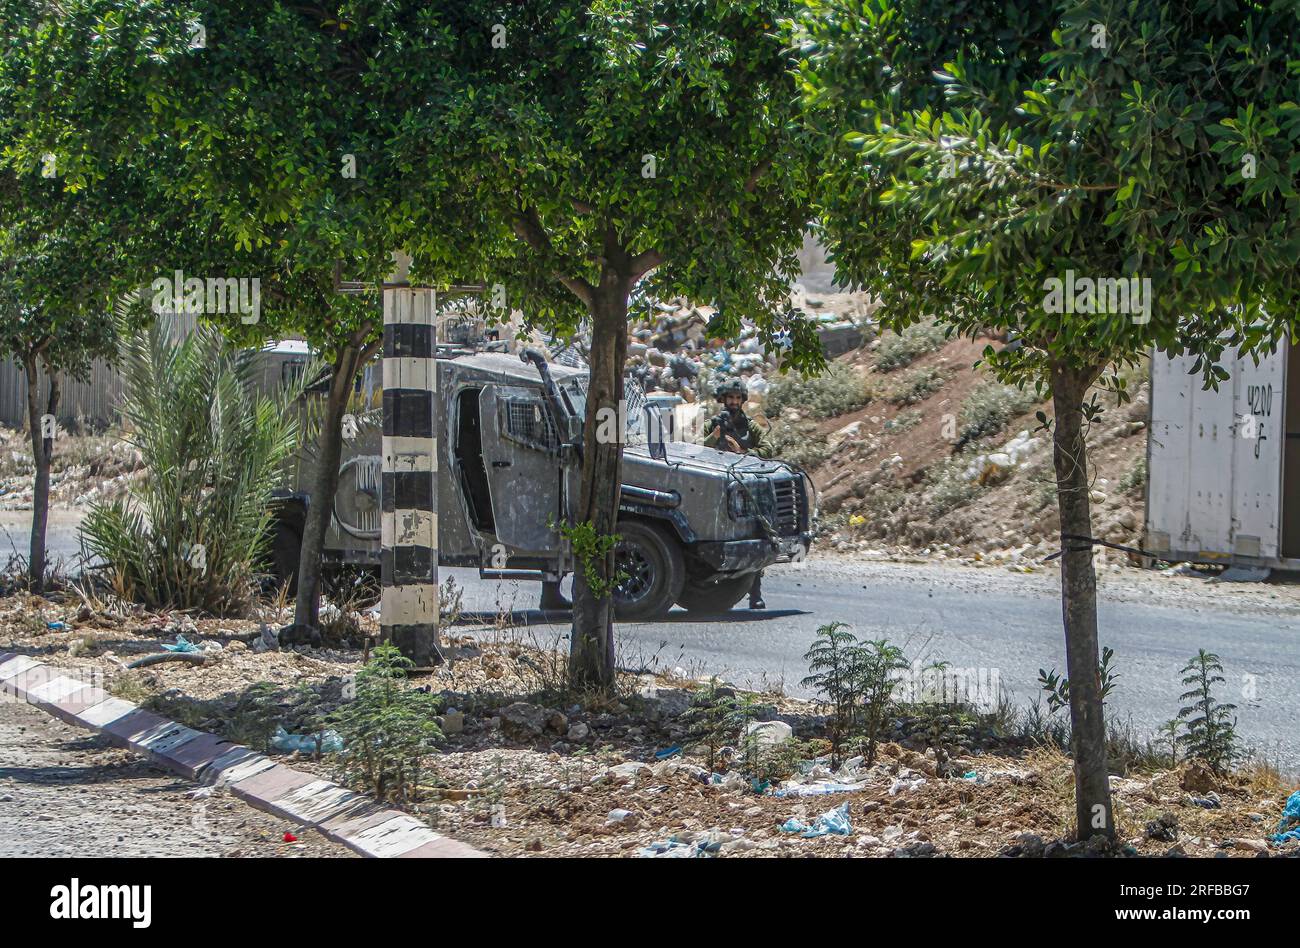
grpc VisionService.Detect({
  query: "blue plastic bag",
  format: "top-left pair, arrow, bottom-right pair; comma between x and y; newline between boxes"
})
271,726 -> 344,755
1269,790 -> 1300,845
780,802 -> 852,838
162,634 -> 200,653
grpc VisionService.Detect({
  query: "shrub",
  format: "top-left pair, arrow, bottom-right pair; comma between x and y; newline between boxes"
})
681,678 -> 761,772
764,362 -> 873,419
331,644 -> 443,803
1120,457 -> 1147,494
1176,649 -> 1239,773
957,382 -> 1038,444
80,321 -> 307,614
925,456 -> 980,517
855,637 -> 908,766
875,321 -> 948,372
888,365 -> 949,405
765,417 -> 833,469
1038,645 -> 1121,714
801,622 -> 907,768
801,621 -> 861,768
884,408 -> 922,432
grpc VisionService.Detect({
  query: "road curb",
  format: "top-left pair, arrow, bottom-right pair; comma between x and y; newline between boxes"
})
0,652 -> 487,858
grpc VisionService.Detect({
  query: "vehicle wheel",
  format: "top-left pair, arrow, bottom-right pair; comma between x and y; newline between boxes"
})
674,573 -> 754,614
612,521 -> 685,620
268,520 -> 302,594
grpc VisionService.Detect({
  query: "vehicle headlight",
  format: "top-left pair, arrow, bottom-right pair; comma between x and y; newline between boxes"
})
727,484 -> 750,519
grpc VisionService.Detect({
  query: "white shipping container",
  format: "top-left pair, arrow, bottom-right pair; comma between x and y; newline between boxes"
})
1146,341 -> 1300,569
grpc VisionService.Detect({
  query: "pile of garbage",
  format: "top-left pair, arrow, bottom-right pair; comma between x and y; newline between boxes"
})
624,294 -> 873,404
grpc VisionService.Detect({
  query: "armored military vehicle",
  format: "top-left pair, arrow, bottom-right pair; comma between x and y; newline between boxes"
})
264,343 -> 813,618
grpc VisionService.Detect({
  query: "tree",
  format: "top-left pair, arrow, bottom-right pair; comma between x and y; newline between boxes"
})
1,1 -> 398,637
389,0 -> 820,689
789,0 -> 1300,838
9,2 -> 820,681
0,226 -> 115,591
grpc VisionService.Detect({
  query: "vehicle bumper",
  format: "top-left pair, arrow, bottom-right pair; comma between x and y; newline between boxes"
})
695,533 -> 812,575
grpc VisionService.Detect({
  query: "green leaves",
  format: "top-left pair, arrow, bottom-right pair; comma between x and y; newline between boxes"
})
788,0 -> 1300,390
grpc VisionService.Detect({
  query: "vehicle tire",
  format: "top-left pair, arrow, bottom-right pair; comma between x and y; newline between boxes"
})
674,573 -> 754,614
268,520 -> 302,595
612,520 -> 685,620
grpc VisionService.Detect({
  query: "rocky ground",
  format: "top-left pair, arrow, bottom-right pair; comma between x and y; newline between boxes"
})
0,425 -> 140,513
770,335 -> 1150,568
1,584 -> 1294,859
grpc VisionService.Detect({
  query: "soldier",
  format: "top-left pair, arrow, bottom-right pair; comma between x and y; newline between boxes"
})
703,378 -> 767,609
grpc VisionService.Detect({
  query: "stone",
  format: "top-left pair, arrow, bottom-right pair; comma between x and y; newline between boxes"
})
566,722 -> 590,741
438,710 -> 464,735
545,710 -> 568,734
743,719 -> 793,748
1145,813 -> 1178,842
1016,833 -> 1046,858
499,702 -> 546,741
1233,838 -> 1269,855
1179,759 -> 1219,795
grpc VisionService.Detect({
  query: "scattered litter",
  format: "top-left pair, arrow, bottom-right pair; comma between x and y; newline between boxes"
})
638,828 -> 767,858
780,802 -> 852,838
162,634 -> 200,653
282,832 -> 297,843
651,758 -> 708,782
46,621 -> 69,631
1184,792 -> 1221,809
889,772 -> 927,795
709,771 -> 748,792
744,719 -> 793,748
772,755 -> 869,797
606,809 -> 634,826
773,780 -> 866,798
654,745 -> 682,760
270,726 -> 344,755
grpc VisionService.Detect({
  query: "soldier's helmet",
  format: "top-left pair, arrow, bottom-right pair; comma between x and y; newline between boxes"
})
714,378 -> 748,403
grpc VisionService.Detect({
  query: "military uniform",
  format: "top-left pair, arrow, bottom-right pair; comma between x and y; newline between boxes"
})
703,407 -> 766,456
703,380 -> 768,608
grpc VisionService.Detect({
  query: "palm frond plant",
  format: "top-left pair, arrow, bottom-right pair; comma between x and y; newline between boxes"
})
80,314 -> 308,614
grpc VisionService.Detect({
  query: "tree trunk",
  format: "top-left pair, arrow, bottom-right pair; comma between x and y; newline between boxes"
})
293,344 -> 362,631
1050,362 -> 1114,841
24,354 -> 56,594
568,278 -> 631,691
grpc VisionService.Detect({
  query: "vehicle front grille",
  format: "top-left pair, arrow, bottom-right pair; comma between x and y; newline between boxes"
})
772,476 -> 807,536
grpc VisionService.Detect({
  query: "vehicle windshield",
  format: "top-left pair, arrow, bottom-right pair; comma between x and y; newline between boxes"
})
559,377 -> 647,441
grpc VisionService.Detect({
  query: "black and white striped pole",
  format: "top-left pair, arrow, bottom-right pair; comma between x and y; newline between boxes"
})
380,254 -> 442,668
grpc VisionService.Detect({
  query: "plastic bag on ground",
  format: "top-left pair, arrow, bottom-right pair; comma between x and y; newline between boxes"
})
780,802 -> 852,838
1269,790 -> 1300,845
271,726 -> 344,755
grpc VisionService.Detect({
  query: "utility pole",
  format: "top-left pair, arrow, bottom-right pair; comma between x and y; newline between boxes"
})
380,256 -> 441,668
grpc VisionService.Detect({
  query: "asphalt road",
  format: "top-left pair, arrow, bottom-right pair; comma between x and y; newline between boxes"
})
8,510 -> 1299,771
